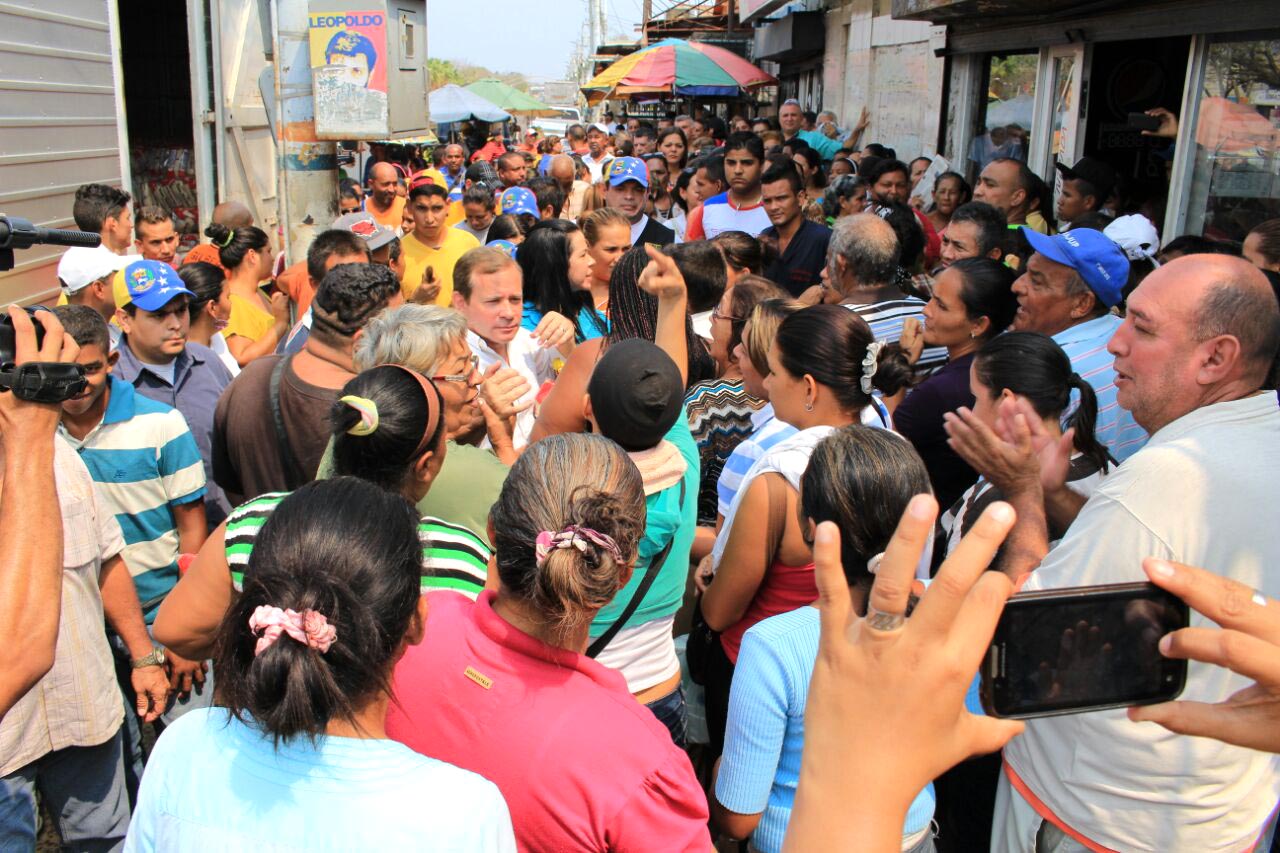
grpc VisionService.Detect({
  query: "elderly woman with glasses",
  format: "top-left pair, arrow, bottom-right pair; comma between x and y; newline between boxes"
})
155,362 -> 475,662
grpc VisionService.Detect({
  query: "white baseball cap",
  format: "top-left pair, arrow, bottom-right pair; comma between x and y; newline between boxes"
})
57,246 -> 133,293
1103,214 -> 1161,264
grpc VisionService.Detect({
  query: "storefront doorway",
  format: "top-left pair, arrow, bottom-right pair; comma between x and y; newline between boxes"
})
1078,37 -> 1191,234
117,0 -> 203,254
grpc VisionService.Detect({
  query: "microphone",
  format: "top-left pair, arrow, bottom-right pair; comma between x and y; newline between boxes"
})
0,215 -> 102,251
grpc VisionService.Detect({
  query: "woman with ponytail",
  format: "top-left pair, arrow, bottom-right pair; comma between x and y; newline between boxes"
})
387,433 -> 712,853
697,304 -> 914,754
154,365 -> 492,660
127,478 -> 515,850
929,329 -> 1112,852
204,222 -> 290,366
938,329 -> 1112,557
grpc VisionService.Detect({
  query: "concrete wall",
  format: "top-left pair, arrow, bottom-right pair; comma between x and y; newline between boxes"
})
821,0 -> 945,160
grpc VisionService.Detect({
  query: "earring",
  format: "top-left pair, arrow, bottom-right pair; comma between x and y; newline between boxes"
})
804,401 -> 814,411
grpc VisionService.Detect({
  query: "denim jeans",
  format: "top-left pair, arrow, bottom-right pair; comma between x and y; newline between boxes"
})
0,729 -> 129,853
645,685 -> 688,749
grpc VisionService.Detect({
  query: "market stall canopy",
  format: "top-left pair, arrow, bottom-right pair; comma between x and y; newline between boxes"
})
428,84 -> 512,124
465,79 -> 556,116
1193,97 -> 1280,155
580,38 -> 776,105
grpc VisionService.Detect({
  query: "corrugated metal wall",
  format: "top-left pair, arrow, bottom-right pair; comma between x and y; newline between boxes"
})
0,0 -> 125,304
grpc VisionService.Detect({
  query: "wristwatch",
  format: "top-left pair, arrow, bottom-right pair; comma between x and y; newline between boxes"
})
131,647 -> 166,669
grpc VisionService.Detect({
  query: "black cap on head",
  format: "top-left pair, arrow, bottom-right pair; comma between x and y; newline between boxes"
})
587,339 -> 684,452
1054,156 -> 1117,202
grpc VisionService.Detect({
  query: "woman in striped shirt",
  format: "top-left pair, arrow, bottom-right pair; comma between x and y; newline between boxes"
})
154,365 -> 491,662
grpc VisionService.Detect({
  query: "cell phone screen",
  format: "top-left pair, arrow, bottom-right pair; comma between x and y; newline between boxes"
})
985,584 -> 1188,718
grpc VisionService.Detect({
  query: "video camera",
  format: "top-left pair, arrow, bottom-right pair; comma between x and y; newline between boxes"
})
0,215 -> 98,403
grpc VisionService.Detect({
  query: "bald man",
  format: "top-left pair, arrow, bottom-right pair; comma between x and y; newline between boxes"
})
550,154 -> 591,221
180,200 -> 256,270
960,255 -> 1280,852
366,161 -> 406,229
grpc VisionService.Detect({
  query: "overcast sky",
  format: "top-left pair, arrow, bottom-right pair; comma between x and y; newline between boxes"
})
428,0 -> 641,79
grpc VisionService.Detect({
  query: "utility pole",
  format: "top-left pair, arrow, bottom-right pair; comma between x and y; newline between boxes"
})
641,0 -> 651,46
587,0 -> 600,58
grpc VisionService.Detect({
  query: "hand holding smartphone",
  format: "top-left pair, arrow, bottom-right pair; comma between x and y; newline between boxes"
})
981,582 -> 1188,719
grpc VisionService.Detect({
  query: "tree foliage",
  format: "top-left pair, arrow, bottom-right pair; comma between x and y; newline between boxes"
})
427,58 -> 530,92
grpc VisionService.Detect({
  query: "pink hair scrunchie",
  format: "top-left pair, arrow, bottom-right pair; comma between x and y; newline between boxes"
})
534,525 -> 624,568
248,605 -> 338,656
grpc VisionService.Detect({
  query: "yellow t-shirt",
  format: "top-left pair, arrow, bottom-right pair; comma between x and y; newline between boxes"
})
1024,210 -> 1051,235
400,229 -> 480,304
367,195 -> 406,229
224,292 -> 274,342
446,199 -> 465,228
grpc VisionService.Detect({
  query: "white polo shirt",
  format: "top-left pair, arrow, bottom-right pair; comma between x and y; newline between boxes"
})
466,328 -> 558,449
1004,392 -> 1280,852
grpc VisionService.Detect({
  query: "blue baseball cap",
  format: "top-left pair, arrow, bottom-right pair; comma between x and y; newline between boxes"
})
500,187 -> 539,218
607,156 -> 648,189
121,259 -> 194,311
488,239 -> 519,260
1020,226 -> 1129,309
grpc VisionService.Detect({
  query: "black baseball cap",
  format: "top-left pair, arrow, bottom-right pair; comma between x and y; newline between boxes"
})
587,339 -> 684,452
1054,157 -> 1117,202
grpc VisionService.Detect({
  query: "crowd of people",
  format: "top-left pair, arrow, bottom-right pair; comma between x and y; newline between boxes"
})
2,96 -> 1280,853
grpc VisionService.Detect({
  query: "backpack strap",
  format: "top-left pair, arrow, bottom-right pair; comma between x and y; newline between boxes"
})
586,479 -> 686,659
268,354 -> 305,490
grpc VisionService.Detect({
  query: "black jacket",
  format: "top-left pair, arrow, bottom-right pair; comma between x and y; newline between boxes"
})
634,216 -> 676,247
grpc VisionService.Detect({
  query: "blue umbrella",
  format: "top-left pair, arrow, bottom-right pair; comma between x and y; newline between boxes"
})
429,84 -> 511,124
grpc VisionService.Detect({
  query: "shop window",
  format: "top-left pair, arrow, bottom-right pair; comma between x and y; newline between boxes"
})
970,52 -> 1036,174
1184,35 -> 1280,242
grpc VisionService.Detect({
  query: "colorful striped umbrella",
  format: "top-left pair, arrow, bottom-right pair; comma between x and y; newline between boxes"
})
581,38 -> 776,104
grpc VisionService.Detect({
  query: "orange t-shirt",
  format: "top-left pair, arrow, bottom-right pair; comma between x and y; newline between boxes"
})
367,195 -> 406,229
181,242 -> 229,277
276,260 -> 314,316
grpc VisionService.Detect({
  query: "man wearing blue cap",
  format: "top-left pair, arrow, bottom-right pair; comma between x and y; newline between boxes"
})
605,157 -> 675,247
1011,226 -> 1147,461
113,259 -> 234,529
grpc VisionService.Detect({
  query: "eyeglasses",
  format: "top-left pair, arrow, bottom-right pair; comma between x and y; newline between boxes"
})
431,354 -> 480,385
711,305 -> 743,323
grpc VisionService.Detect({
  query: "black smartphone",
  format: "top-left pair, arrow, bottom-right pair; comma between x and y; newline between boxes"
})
1127,112 -> 1163,132
981,582 -> 1188,719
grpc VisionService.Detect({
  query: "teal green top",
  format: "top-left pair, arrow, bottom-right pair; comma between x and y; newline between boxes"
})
316,438 -> 508,548
589,409 -> 700,635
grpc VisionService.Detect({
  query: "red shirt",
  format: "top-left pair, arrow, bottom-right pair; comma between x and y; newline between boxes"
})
387,591 -> 710,853
914,207 -> 942,270
719,558 -> 817,663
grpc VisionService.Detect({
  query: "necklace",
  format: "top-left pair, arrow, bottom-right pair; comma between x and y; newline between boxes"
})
728,193 -> 762,210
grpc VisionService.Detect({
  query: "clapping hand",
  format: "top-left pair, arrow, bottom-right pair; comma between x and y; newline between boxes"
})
943,400 -> 1041,496
531,311 -> 576,356
478,362 -> 532,421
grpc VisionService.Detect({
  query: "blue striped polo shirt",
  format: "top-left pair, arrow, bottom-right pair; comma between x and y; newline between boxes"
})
62,377 -> 206,621
1053,314 -> 1148,462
